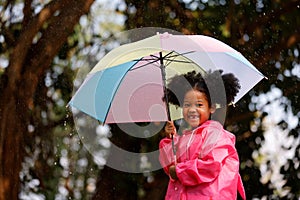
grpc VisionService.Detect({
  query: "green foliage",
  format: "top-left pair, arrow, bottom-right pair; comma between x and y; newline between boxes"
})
121,0 -> 300,199
1,0 -> 299,199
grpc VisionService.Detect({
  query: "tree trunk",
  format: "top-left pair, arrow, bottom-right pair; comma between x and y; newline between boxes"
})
0,1 -> 95,199
0,90 -> 27,200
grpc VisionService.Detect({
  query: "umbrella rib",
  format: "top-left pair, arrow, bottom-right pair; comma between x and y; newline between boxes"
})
167,50 -> 196,58
153,51 -> 183,66
130,50 -> 197,71
102,60 -> 142,123
163,51 -> 193,67
129,58 -> 161,71
146,50 -> 195,62
137,58 -> 194,63
164,58 -> 194,63
163,50 -> 197,67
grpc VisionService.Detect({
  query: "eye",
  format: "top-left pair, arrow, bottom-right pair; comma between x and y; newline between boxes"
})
183,103 -> 190,107
196,103 -> 202,107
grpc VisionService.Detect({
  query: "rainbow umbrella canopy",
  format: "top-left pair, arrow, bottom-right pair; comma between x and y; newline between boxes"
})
69,33 -> 265,124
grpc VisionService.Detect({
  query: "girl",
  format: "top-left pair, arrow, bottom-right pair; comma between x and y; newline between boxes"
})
159,70 -> 246,200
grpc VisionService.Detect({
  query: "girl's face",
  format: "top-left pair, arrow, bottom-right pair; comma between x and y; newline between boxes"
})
182,89 -> 215,128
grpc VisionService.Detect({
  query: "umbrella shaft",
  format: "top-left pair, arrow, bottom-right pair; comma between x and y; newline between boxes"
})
159,52 -> 171,121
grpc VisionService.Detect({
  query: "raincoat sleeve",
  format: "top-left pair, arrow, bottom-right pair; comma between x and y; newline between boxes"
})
175,148 -> 222,186
159,136 -> 179,175
176,126 -> 239,187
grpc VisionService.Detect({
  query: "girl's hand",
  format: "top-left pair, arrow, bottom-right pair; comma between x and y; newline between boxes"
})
169,165 -> 178,180
164,121 -> 176,138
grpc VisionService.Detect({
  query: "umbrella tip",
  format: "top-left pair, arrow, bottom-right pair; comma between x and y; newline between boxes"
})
215,103 -> 221,109
158,32 -> 171,38
228,102 -> 236,107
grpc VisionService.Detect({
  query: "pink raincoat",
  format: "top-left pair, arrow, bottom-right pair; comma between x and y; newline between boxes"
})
159,120 -> 246,200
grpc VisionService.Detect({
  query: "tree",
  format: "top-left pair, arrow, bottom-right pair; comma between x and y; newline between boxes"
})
1,0 -> 299,199
92,0 -> 300,199
0,1 -> 95,199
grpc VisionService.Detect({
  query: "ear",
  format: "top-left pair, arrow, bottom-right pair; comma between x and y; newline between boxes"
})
210,104 -> 217,114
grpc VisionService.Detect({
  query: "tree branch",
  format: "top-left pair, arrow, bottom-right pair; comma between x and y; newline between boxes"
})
6,0 -> 73,92
19,0 -> 95,108
22,0 -> 34,27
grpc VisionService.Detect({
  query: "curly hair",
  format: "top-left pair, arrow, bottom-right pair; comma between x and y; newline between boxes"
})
164,70 -> 241,108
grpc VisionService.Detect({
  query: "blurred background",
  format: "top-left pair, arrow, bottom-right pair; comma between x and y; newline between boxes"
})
0,0 -> 299,199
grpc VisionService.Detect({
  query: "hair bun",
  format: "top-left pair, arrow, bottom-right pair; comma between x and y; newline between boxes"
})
164,70 -> 241,107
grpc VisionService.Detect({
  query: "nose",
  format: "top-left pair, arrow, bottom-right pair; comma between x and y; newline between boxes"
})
188,105 -> 197,113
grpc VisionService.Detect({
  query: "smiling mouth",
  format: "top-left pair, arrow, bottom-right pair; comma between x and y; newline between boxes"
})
188,115 -> 199,120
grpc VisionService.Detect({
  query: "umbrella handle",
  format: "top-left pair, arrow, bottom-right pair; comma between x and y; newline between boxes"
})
173,155 -> 177,166
171,134 -> 177,165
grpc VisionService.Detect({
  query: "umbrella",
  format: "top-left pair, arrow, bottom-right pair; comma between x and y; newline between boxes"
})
69,32 -> 265,124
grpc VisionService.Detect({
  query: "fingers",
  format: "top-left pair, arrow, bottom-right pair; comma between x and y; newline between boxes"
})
164,121 -> 176,138
169,165 -> 178,180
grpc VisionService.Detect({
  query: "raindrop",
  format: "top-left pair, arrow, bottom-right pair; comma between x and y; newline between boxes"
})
275,61 -> 281,69
61,149 -> 68,156
96,124 -> 110,136
284,69 -> 291,77
58,186 -> 69,196
248,103 -> 255,111
234,0 -> 241,4
277,74 -> 284,81
243,34 -> 249,42
219,0 -> 226,6
63,137 -> 70,145
117,1 -> 126,11
255,137 -> 261,144
147,175 -> 154,183
41,111 -> 47,118
293,48 -> 299,57
28,179 -> 40,188
98,137 -> 111,148
93,153 -> 107,166
60,157 -> 69,168
198,3 -> 205,10
291,63 -> 300,78
77,158 -> 88,167
169,12 -> 176,19
27,124 -> 35,133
